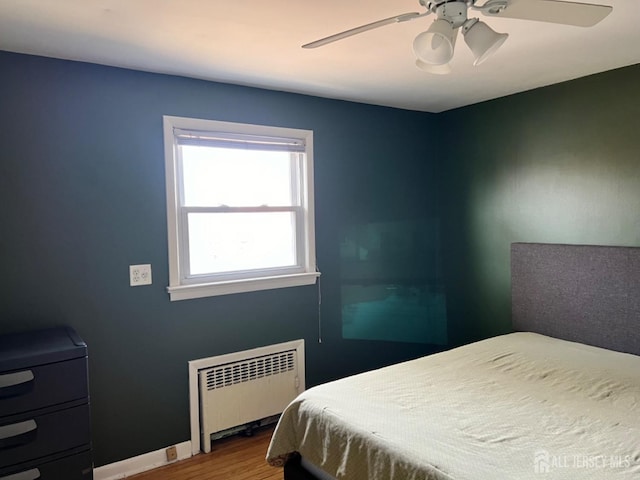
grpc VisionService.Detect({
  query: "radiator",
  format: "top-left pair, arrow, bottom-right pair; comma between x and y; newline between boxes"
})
195,340 -> 304,453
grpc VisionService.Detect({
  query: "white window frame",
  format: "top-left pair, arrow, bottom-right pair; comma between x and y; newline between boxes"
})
163,115 -> 319,301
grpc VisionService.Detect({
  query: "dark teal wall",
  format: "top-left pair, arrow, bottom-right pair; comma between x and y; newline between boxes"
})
0,52 -> 442,466
442,64 -> 640,345
3,49 -> 638,467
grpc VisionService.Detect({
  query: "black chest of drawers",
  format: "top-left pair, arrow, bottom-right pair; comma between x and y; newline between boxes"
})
0,327 -> 93,479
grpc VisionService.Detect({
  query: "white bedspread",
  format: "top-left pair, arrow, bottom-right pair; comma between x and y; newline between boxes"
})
266,333 -> 640,479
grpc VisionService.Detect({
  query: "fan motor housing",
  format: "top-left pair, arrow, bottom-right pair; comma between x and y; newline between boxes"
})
434,1 -> 469,27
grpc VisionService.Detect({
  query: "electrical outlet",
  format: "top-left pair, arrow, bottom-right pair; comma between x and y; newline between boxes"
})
129,264 -> 152,286
166,445 -> 178,462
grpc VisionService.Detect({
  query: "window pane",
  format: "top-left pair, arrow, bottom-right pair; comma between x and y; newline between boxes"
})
181,146 -> 296,207
187,211 -> 297,275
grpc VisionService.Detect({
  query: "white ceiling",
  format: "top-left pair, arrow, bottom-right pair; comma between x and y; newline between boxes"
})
0,0 -> 638,113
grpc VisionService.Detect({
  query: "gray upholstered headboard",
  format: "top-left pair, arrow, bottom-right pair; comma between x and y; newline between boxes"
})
511,243 -> 640,356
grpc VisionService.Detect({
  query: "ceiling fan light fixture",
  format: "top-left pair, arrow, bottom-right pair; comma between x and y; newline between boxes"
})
415,59 -> 452,75
462,18 -> 508,66
413,19 -> 457,65
303,0 -> 612,74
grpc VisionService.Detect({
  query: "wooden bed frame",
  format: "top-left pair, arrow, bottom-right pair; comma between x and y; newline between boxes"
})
283,242 -> 640,480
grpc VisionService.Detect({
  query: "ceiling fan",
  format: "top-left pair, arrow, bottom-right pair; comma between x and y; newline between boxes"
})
302,0 -> 613,74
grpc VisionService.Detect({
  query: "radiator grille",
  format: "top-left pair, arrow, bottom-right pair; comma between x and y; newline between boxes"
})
193,339 -> 304,454
205,350 -> 295,391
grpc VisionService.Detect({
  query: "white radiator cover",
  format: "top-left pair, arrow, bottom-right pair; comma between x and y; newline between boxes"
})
189,339 -> 305,454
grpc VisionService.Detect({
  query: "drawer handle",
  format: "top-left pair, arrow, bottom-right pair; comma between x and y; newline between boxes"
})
0,420 -> 37,448
0,469 -> 41,480
0,371 -> 34,398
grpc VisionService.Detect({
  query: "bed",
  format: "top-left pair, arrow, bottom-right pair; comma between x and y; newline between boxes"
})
266,243 -> 640,479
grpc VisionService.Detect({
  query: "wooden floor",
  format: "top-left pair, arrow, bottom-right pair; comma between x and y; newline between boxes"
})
129,426 -> 283,480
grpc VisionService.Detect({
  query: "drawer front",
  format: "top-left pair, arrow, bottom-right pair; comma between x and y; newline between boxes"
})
0,405 -> 90,467
0,358 -> 88,417
0,449 -> 92,480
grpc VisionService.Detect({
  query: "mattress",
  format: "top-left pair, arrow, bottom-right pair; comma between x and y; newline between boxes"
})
266,332 -> 640,479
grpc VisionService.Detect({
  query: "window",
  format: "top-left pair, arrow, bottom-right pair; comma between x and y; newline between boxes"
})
163,116 -> 319,301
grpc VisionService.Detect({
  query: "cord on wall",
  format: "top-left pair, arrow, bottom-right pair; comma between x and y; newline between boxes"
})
317,265 -> 322,344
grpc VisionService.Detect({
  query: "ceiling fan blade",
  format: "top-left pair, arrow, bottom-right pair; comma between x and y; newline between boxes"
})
302,12 -> 424,49
484,0 -> 612,27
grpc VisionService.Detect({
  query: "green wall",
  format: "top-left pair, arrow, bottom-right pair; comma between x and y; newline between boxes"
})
0,52 -> 443,466
442,64 -> 640,344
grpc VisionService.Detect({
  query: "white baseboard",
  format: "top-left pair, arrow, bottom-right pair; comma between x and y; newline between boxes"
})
93,440 -> 192,480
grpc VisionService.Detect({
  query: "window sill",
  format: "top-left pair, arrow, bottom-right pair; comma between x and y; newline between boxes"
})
167,272 -> 320,301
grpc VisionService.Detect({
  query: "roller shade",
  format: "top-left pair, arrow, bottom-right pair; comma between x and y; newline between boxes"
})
174,128 -> 306,152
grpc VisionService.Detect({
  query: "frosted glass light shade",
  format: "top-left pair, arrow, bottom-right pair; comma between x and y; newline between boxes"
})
463,20 -> 508,66
413,19 -> 457,65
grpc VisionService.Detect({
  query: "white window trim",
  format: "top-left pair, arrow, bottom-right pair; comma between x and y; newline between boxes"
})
163,115 -> 319,301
